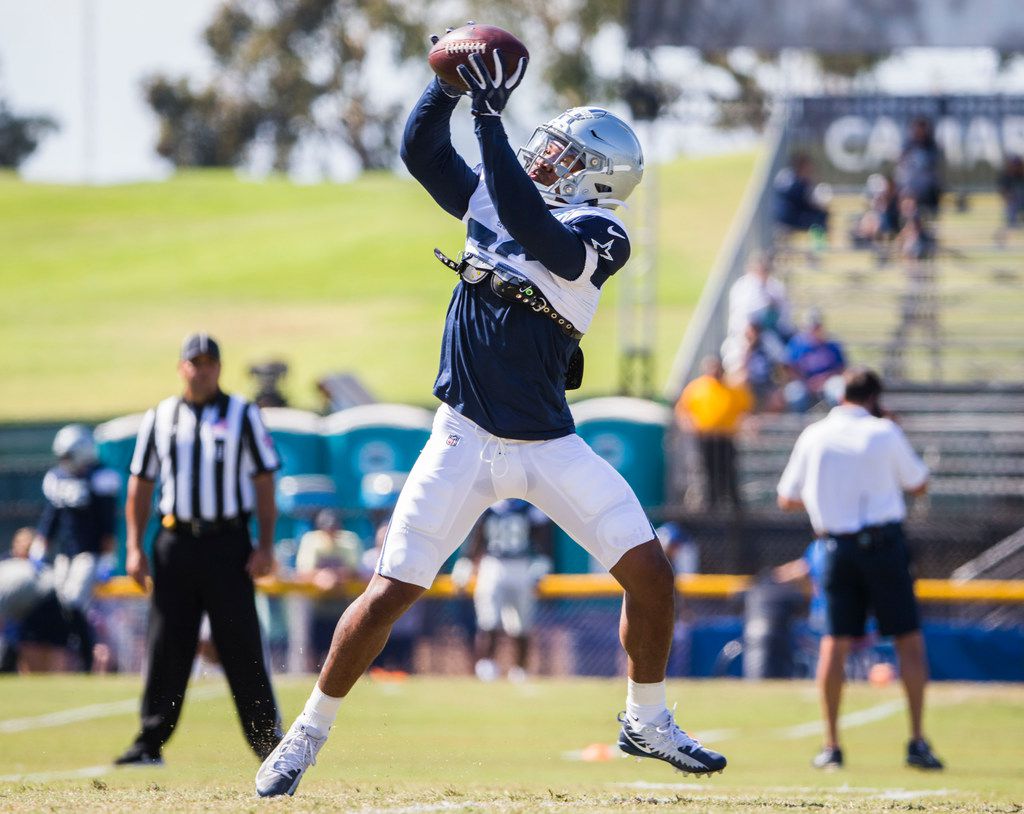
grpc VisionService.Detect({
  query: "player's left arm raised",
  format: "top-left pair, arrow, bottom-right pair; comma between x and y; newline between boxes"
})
460,52 -> 626,282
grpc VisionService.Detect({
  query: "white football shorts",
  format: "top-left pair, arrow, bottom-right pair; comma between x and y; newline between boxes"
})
377,403 -> 654,588
53,552 -> 98,610
474,556 -> 536,636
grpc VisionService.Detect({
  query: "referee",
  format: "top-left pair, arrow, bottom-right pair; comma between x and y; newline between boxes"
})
114,332 -> 282,766
777,367 -> 943,772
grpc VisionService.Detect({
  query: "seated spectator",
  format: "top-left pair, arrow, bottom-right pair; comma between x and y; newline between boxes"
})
676,356 -> 753,510
727,253 -> 794,344
894,195 -> 936,261
784,309 -> 847,412
655,522 -> 699,576
772,537 -> 829,636
772,153 -> 830,236
997,155 -> 1024,230
895,116 -> 942,216
852,173 -> 900,248
0,528 -> 70,673
722,323 -> 785,411
295,508 -> 363,671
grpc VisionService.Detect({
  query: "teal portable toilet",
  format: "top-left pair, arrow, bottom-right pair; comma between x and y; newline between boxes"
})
94,413 -> 150,573
551,397 -> 673,573
261,408 -> 326,478
322,404 -> 433,540
261,408 -> 328,546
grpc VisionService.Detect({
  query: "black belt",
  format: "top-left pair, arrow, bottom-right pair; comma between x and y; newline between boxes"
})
434,248 -> 584,340
163,515 -> 248,537
827,522 -> 901,547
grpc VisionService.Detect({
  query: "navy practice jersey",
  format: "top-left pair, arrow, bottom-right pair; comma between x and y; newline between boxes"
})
401,80 -> 631,440
481,499 -> 549,560
37,464 -> 120,556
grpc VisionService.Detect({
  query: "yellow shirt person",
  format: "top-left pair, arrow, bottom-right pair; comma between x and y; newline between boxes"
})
675,357 -> 753,510
677,368 -> 753,437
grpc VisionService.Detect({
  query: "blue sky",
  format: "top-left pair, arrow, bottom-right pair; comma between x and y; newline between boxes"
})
0,0 -> 216,182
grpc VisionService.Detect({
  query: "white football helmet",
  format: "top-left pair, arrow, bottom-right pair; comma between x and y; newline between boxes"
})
517,107 -> 644,209
52,424 -> 97,471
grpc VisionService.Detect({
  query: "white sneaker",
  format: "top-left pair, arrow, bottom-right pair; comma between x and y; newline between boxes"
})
617,710 -> 727,775
507,666 -> 527,684
474,658 -> 499,682
255,720 -> 327,797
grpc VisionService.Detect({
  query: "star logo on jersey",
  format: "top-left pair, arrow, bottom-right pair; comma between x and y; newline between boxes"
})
591,225 -> 624,261
591,237 -> 615,261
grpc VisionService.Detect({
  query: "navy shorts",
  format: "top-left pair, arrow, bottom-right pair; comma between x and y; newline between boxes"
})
821,523 -> 920,638
20,592 -> 71,647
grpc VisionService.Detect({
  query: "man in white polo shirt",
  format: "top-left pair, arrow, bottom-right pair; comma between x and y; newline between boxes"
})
777,368 -> 943,772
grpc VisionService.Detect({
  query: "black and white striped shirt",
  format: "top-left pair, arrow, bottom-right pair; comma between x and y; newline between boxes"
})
129,392 -> 280,522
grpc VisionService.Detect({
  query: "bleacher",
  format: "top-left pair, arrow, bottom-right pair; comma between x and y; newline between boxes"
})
776,193 -> 1024,383
726,192 -> 1024,576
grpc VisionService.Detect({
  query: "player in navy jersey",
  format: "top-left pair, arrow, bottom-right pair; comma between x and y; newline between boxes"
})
257,43 -> 726,797
33,424 -> 120,672
452,499 -> 552,682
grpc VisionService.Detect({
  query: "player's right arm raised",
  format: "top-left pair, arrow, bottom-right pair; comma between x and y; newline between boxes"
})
400,76 -> 479,220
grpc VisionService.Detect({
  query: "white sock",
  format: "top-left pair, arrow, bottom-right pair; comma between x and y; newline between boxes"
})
298,685 -> 342,735
626,679 -> 668,726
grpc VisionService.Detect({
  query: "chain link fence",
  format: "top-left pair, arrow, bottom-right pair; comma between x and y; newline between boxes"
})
82,576 -> 1022,683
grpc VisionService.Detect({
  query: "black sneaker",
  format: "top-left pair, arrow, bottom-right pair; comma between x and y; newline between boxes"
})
906,738 -> 944,770
114,744 -> 163,767
811,745 -> 843,770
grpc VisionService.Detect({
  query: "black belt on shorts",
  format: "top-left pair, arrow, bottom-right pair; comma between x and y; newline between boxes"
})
826,521 -> 901,548
163,515 -> 248,537
433,248 -> 585,340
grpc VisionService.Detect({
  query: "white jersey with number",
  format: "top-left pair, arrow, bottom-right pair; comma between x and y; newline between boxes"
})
462,170 -> 629,334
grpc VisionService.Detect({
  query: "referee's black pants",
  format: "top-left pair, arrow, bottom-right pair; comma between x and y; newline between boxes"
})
132,525 -> 280,759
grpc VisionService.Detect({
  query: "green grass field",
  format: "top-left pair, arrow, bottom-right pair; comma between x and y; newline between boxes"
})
1,676 -> 1021,812
0,152 -> 755,422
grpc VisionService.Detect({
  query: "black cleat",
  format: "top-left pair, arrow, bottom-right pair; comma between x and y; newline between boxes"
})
617,711 -> 727,775
906,738 -> 944,770
114,744 -> 163,767
811,745 -> 843,770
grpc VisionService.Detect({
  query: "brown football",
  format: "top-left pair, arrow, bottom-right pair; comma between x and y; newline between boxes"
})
428,24 -> 529,91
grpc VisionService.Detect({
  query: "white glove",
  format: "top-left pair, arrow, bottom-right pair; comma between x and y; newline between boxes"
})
528,555 -> 552,584
28,536 -> 48,565
451,557 -> 475,590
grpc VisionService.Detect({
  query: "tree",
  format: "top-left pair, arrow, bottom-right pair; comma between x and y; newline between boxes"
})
0,100 -> 57,168
469,0 -> 627,109
466,3 -> 888,131
146,0 -> 430,171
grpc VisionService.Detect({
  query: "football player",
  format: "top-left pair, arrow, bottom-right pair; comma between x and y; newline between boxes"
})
452,499 -> 553,682
33,424 -> 119,672
257,43 -> 726,798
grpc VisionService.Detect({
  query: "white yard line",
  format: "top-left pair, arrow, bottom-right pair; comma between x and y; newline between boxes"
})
0,764 -> 113,783
615,781 -> 951,800
774,698 -> 906,739
358,803 -> 538,814
0,683 -> 226,734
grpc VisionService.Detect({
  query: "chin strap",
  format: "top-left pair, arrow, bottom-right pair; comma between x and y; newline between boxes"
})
537,193 -> 629,211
